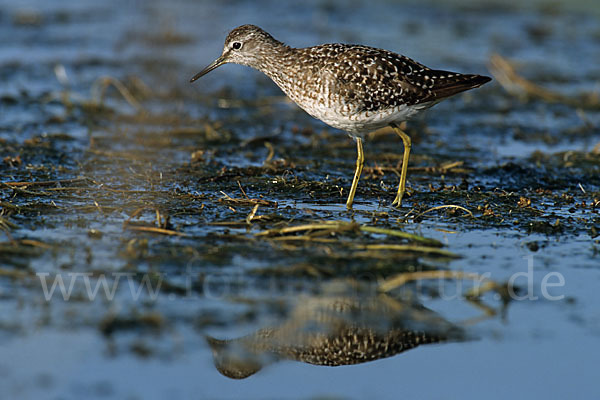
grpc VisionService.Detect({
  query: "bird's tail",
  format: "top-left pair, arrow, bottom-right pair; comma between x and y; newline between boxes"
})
428,71 -> 491,100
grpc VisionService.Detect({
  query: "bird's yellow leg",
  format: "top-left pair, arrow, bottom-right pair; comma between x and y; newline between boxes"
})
346,137 -> 364,210
390,123 -> 412,207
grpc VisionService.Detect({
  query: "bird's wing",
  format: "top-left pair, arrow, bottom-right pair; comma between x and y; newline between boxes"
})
324,45 -> 490,113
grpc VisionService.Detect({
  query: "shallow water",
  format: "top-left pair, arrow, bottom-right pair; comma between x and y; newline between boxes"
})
1,0 -> 599,399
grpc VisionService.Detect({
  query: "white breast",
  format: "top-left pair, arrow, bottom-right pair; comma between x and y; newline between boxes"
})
296,101 -> 433,137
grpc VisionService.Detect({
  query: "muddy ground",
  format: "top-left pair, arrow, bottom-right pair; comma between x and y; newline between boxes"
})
1,0 -> 599,399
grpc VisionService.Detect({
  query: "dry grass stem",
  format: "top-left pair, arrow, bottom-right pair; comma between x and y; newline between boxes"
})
414,204 -> 475,219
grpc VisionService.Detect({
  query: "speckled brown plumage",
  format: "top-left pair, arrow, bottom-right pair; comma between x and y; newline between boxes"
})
194,24 -> 490,136
191,25 -> 490,208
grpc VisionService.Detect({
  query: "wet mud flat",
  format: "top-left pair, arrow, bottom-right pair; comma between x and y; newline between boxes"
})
1,0 -> 600,399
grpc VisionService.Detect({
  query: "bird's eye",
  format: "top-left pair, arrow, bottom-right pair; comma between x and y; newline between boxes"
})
232,42 -> 242,50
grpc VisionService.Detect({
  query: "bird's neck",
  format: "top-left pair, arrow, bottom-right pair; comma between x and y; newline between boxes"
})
254,44 -> 293,74
254,46 -> 302,93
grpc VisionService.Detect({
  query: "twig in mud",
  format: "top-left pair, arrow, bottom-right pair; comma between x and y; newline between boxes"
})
0,182 -> 51,196
263,141 -> 275,165
246,204 -> 260,224
0,268 -> 31,279
413,204 -> 475,219
0,178 -> 89,188
0,215 -> 19,231
0,202 -> 19,211
20,239 -> 52,249
124,225 -> 188,237
155,209 -> 162,227
489,54 -> 600,109
357,244 -> 459,258
359,226 -> 442,247
379,269 -> 510,319
123,206 -> 178,235
125,206 -> 147,224
1,178 -> 93,198
270,236 -> 339,244
256,221 -> 355,237
380,270 -> 489,293
219,191 -> 278,207
409,160 -> 471,174
90,76 -> 145,112
256,221 -> 446,255
128,76 -> 153,97
210,220 -> 253,227
237,181 -> 249,199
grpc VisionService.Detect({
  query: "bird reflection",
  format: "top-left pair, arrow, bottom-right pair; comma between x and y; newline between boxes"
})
207,281 -> 465,379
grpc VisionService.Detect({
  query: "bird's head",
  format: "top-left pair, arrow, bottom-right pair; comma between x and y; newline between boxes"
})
190,25 -> 281,82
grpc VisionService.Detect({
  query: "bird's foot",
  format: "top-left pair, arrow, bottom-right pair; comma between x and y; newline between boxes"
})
391,188 -> 413,208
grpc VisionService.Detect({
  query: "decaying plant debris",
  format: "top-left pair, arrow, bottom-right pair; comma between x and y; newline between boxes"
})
1,4 -> 599,372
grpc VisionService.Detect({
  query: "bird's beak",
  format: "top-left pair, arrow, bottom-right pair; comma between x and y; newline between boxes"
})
190,54 -> 227,83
